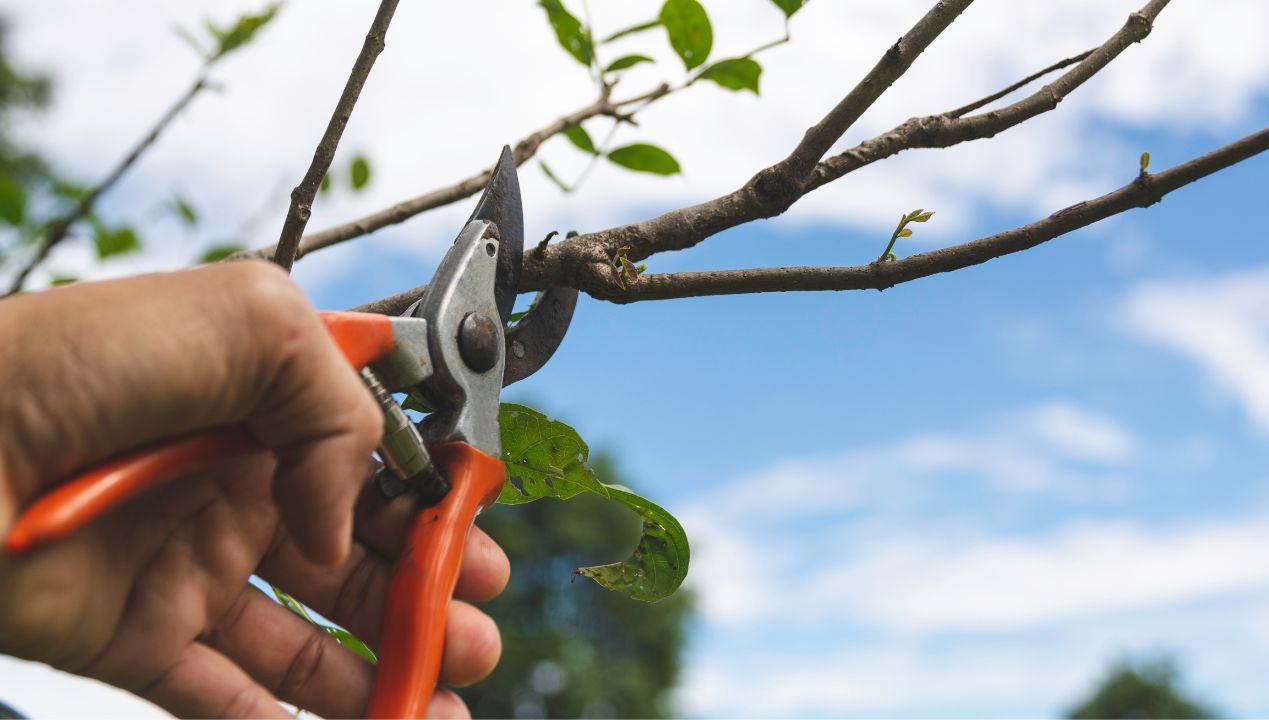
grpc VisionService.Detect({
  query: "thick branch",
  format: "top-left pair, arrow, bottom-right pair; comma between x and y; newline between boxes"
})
583,128 -> 1269,302
272,0 -> 399,271
5,74 -> 210,296
769,0 -> 973,184
808,0 -> 1167,191
518,0 -> 1168,291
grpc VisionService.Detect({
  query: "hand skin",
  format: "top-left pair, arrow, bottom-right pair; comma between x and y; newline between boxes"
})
0,263 -> 510,718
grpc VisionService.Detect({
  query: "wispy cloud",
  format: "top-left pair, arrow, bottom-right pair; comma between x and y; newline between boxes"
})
1121,265 -> 1269,435
678,402 -> 1269,716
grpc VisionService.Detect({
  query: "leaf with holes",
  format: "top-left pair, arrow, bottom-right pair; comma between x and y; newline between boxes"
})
575,487 -> 689,602
659,0 -> 712,70
498,403 -> 607,504
498,403 -> 690,601
699,57 -> 762,94
538,0 -> 593,66
564,124 -> 598,155
608,143 -> 681,176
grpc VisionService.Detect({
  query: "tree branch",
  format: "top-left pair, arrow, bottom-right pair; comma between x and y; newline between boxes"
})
946,49 -> 1093,118
515,0 -> 1169,293
807,0 -> 1168,192
271,0 -> 399,271
5,74 -> 211,296
579,127 -> 1269,302
767,0 -> 974,184
235,82 -> 671,263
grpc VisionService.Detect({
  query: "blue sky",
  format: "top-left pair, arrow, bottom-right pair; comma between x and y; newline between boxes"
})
3,1 -> 1269,717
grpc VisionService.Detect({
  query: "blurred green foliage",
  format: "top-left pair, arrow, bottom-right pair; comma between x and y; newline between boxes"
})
461,453 -> 693,718
1067,657 -> 1218,719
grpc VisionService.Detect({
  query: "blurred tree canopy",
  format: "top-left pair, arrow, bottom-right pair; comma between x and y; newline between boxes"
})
0,20 -> 51,235
1067,657 -> 1218,719
460,453 -> 694,718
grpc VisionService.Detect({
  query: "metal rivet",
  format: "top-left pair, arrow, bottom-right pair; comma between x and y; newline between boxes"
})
458,312 -> 500,372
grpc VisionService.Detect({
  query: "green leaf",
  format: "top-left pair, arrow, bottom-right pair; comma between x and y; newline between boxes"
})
498,403 -> 689,601
0,174 -> 26,226
563,124 -> 598,155
272,586 -> 316,623
538,0 -> 593,66
910,210 -> 935,223
897,227 -> 913,238
272,585 -> 378,664
174,25 -> 210,60
168,195 -> 198,226
607,143 -> 681,176
498,404 -> 609,504
605,54 -> 655,73
320,173 -> 332,195
199,244 -> 243,263
539,161 -> 572,193
49,275 -> 77,286
207,3 -> 281,61
574,486 -> 689,602
1140,151 -> 1151,174
659,0 -> 713,70
52,181 -> 91,202
401,390 -> 434,414
771,0 -> 805,18
324,627 -> 377,664
602,19 -> 660,44
94,225 -> 141,259
698,57 -> 762,94
350,155 -> 371,191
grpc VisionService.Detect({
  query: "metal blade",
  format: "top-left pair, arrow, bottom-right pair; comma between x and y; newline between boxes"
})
467,145 -> 522,324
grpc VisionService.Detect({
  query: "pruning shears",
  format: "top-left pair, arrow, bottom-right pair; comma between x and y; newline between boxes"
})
4,148 -> 578,718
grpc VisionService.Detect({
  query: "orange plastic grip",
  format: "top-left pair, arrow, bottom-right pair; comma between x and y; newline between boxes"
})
4,311 -> 398,555
365,442 -> 506,719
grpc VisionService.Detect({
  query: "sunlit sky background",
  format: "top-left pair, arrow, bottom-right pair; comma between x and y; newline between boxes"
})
2,1 -> 1269,717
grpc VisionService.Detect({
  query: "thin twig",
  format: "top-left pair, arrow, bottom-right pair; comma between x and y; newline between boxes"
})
235,83 -> 659,262
946,48 -> 1093,118
773,0 -> 974,182
271,0 -> 400,271
365,126 -> 1267,311
5,75 -> 210,295
513,0 -> 1169,293
809,0 -> 1167,192
582,128 -> 1269,302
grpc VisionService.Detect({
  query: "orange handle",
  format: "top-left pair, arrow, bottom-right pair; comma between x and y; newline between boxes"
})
365,442 -> 505,719
4,311 -> 396,555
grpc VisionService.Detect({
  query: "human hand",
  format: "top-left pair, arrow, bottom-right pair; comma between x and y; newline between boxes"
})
0,263 -> 508,718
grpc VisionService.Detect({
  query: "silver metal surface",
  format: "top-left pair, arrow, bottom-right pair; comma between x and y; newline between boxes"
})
411,219 -> 504,456
373,316 -> 432,391
360,367 -> 448,502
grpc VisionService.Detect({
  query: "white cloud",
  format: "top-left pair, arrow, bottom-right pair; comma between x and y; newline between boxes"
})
0,657 -> 167,718
4,1 -> 1267,290
675,401 -> 1269,716
1121,265 -> 1269,435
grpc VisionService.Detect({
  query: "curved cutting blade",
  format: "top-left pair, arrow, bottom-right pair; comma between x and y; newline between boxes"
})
467,146 -> 522,324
